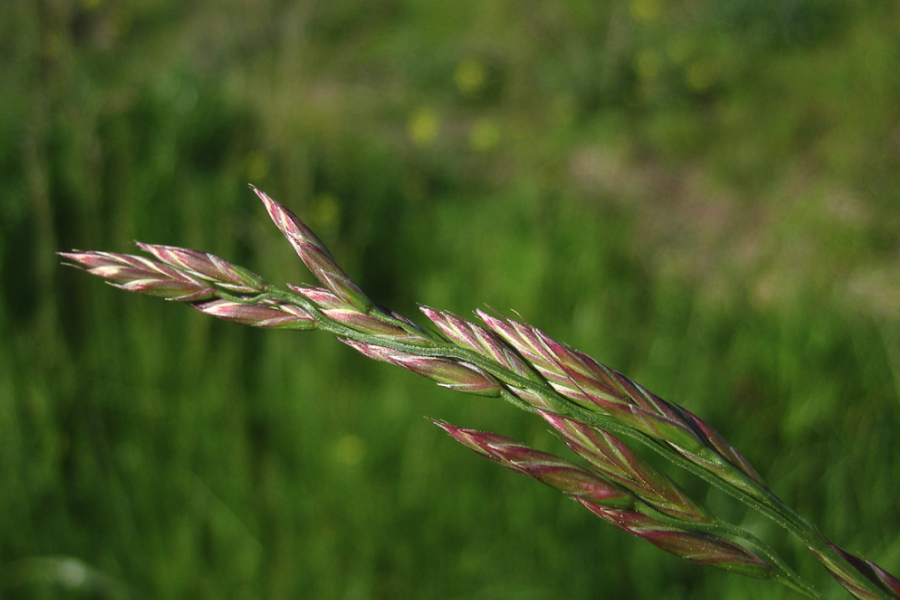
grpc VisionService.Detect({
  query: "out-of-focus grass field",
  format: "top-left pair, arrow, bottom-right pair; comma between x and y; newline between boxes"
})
2,0 -> 899,598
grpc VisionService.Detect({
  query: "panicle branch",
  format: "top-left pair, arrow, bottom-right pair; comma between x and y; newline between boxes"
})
434,421 -> 774,579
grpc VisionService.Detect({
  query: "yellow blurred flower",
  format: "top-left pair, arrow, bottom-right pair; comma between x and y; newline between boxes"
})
408,108 -> 440,146
630,0 -> 661,22
455,58 -> 487,98
334,434 -> 366,467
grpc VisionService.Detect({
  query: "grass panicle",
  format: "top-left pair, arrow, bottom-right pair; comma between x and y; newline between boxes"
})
60,189 -> 900,600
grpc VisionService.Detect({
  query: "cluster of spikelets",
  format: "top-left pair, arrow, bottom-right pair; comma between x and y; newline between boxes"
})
61,188 -> 900,600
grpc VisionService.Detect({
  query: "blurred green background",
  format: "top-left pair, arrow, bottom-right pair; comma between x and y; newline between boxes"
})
2,0 -> 899,598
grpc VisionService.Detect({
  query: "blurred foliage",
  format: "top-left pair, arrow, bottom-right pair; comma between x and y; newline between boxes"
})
1,0 -> 899,598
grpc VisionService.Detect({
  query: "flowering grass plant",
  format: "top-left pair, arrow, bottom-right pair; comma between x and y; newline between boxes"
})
61,188 -> 900,599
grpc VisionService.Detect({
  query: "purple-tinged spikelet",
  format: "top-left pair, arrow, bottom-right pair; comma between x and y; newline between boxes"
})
194,299 -> 316,329
60,251 -> 216,301
434,421 -> 634,509
289,284 -> 355,310
253,187 -> 374,313
341,340 -> 502,396
811,543 -> 900,600
577,501 -> 773,578
420,306 -> 540,383
540,411 -> 713,523
137,243 -> 269,293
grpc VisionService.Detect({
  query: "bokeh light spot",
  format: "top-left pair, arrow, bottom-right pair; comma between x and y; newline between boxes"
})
407,108 -> 440,147
455,58 -> 487,98
334,434 -> 366,467
630,0 -> 661,22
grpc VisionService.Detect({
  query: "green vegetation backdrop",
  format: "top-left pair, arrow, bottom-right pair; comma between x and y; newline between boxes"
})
2,0 -> 899,598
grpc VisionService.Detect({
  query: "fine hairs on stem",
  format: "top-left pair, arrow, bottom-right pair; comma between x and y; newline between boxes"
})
61,187 -> 900,600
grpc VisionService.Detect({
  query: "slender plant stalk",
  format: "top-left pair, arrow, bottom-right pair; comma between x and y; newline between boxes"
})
60,187 -> 900,600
